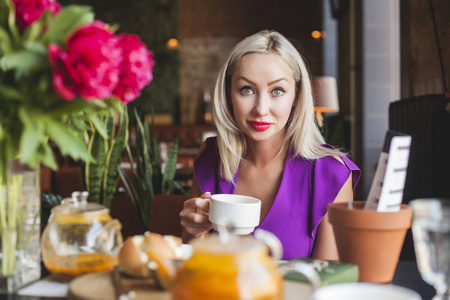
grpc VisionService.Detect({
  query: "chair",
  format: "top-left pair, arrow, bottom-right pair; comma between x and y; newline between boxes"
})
148,194 -> 190,237
52,167 -> 190,239
389,93 -> 450,260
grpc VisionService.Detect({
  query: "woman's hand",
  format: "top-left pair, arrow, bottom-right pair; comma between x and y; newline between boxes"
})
180,192 -> 213,241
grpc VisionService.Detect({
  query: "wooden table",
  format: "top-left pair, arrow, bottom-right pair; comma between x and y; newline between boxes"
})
0,260 -> 435,300
65,270 -> 312,300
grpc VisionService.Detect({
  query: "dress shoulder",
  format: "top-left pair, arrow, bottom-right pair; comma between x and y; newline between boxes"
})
309,154 -> 361,238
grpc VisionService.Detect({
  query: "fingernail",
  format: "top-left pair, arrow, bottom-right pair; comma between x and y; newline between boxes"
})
205,191 -> 211,195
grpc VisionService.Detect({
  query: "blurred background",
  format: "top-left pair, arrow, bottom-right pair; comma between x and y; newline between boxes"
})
55,0 -> 449,203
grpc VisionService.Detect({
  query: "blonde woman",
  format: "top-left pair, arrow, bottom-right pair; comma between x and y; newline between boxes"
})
179,30 -> 360,260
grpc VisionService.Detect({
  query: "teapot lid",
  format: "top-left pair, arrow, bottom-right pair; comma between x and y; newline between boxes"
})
190,226 -> 283,260
51,191 -> 109,219
190,233 -> 265,254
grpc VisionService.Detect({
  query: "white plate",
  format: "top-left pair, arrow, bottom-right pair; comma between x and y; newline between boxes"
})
311,282 -> 421,300
181,244 -> 193,260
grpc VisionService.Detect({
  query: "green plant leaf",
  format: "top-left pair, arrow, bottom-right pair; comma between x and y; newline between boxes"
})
23,41 -> 48,55
0,84 -> 25,101
69,118 -> 91,133
39,142 -> 58,170
0,27 -> 13,54
173,180 -> 192,195
86,125 -> 107,204
105,112 -> 115,149
44,117 -> 90,162
134,108 -> 153,211
49,99 -> 90,116
17,108 -> 44,164
125,145 -> 142,197
102,109 -> 128,208
23,13 -> 45,42
43,5 -> 94,44
88,114 -> 108,139
117,167 -> 147,230
6,0 -> 19,44
0,50 -> 46,71
149,110 -> 162,195
105,98 -> 124,113
162,136 -> 178,194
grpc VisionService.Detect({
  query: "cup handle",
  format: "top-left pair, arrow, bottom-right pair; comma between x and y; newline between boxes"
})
279,260 -> 321,291
199,198 -> 210,216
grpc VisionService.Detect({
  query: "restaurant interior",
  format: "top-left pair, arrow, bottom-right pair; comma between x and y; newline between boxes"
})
9,0 -> 449,298
42,0 -> 450,250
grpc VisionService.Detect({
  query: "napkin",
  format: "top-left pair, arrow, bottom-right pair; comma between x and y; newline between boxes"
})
283,258 -> 359,286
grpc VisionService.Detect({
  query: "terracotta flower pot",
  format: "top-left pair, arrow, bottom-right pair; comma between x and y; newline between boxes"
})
328,201 -> 412,283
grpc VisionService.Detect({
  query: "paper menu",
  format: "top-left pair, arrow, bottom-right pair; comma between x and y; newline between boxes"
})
364,131 -> 412,212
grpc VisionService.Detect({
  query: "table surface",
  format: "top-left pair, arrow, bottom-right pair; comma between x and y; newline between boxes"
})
0,260 -> 436,300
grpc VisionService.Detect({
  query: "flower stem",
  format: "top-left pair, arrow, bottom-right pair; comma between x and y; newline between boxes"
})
0,172 -> 25,276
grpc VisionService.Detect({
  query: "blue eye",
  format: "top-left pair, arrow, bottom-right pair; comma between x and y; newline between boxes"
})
239,86 -> 254,95
272,88 -> 286,96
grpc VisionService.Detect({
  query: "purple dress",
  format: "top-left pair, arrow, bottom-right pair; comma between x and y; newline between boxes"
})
194,137 -> 361,259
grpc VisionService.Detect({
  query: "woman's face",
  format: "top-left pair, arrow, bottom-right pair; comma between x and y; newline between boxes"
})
230,53 -> 297,144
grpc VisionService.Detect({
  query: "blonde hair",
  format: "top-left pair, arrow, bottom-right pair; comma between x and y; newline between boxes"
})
212,30 -> 344,182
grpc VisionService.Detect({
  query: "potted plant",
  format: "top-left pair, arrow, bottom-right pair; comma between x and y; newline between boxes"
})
118,108 -> 191,232
80,107 -> 129,209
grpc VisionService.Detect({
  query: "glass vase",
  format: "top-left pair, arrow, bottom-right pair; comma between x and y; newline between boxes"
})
0,160 -> 41,293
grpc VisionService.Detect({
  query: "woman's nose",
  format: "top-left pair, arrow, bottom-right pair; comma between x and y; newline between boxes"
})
253,94 -> 270,116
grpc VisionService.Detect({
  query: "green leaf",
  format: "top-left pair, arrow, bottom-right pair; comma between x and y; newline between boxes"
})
24,41 -> 47,55
0,27 -> 13,54
150,110 -> 162,194
39,142 -> 58,170
0,84 -> 25,101
173,180 -> 192,195
0,50 -> 46,71
105,112 -> 115,149
118,167 -> 147,230
84,99 -> 110,111
162,136 -> 178,194
23,14 -> 45,42
125,145 -> 142,197
44,5 -> 94,44
6,0 -> 19,44
105,98 -> 124,113
102,109 -> 128,208
86,126 -> 107,204
44,117 -> 90,162
88,115 -> 108,139
69,118 -> 91,133
17,108 -> 44,163
134,108 -> 153,208
49,99 -> 91,116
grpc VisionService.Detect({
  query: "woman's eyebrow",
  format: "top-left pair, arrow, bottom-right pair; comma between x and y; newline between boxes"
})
267,78 -> 289,86
235,76 -> 255,85
236,76 -> 289,86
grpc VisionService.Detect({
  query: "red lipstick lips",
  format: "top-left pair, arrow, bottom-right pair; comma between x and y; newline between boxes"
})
248,121 -> 272,131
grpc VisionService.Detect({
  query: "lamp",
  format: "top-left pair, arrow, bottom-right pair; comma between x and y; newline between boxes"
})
311,76 -> 339,128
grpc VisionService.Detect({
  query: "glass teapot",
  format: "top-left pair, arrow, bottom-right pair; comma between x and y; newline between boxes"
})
171,229 -> 284,300
41,191 -> 123,281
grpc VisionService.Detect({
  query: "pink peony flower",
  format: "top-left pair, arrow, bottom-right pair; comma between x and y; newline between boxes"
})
13,0 -> 61,30
113,34 -> 155,104
48,21 -> 123,101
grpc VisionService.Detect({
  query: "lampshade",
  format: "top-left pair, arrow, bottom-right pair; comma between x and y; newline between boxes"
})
311,76 -> 339,113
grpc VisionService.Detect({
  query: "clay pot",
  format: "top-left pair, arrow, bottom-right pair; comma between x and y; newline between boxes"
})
328,201 -> 412,283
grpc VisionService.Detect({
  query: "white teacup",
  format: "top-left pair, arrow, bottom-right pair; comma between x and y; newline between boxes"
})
206,194 -> 261,235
